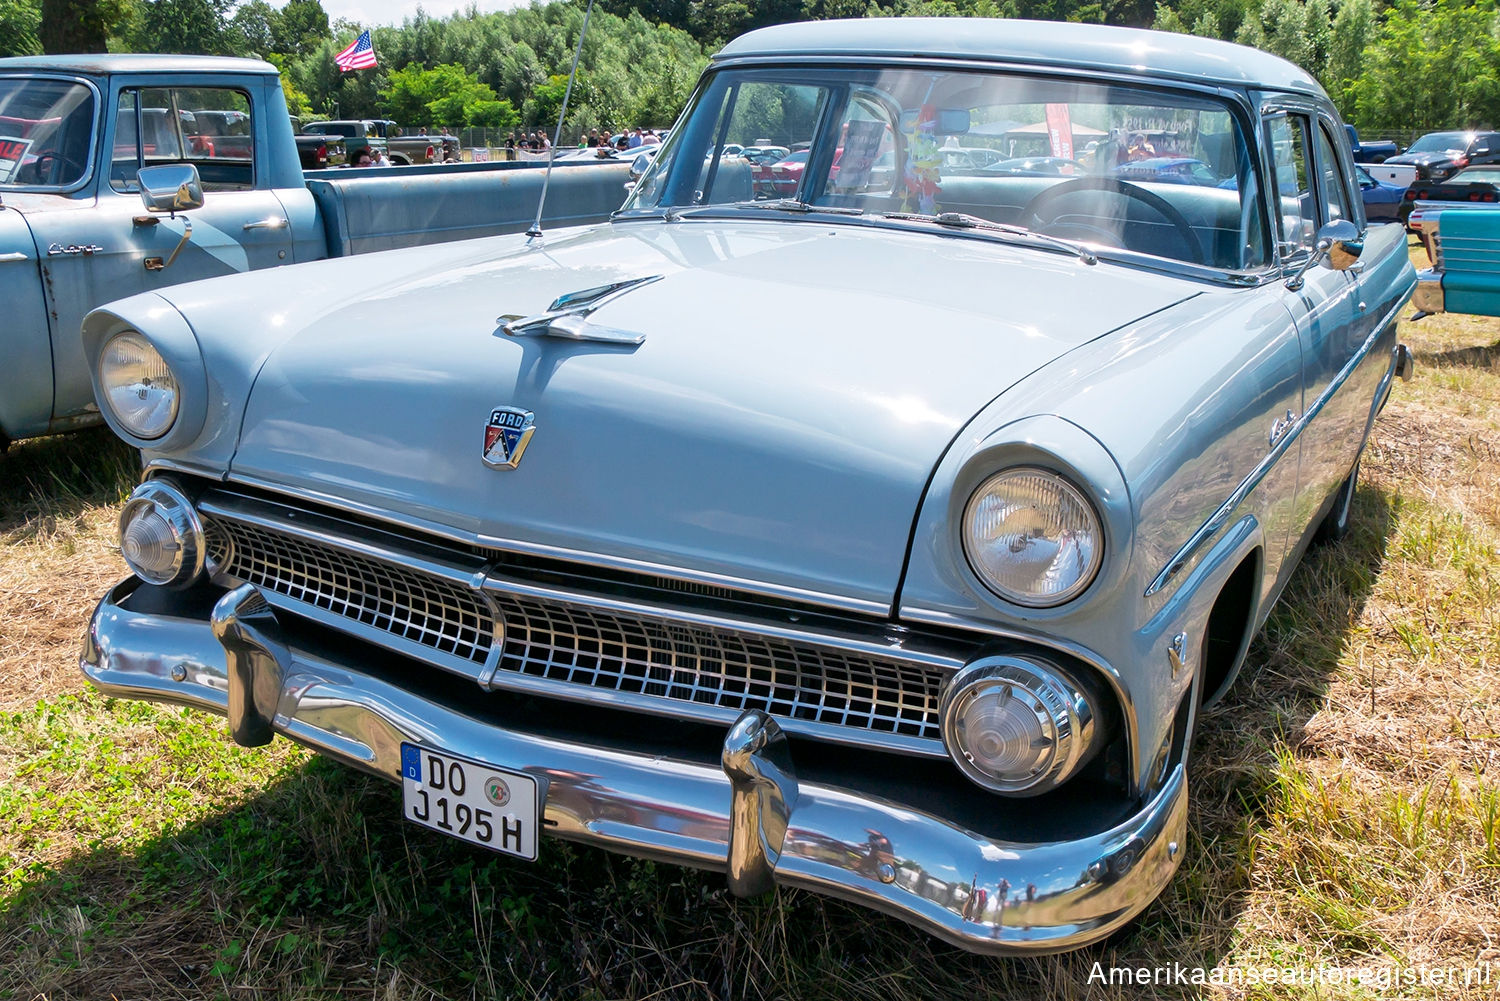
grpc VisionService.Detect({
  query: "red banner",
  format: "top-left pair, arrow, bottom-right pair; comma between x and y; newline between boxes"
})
1044,104 -> 1074,160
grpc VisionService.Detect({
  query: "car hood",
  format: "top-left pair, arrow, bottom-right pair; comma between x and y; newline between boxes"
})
1387,150 -> 1459,168
208,220 -> 1198,609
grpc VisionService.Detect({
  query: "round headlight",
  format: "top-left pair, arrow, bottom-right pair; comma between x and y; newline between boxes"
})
940,656 -> 1097,795
962,467 -> 1103,607
100,331 -> 179,439
117,480 -> 204,588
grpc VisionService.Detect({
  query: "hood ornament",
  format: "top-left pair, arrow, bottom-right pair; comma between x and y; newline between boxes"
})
482,407 -> 535,470
498,274 -> 662,345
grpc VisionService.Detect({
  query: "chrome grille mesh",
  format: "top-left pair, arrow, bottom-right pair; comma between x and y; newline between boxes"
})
490,594 -> 942,737
214,519 -> 493,665
208,515 -> 946,745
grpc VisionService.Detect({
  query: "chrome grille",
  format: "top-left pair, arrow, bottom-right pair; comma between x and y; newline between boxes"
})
212,518 -> 493,665
208,514 -> 948,748
490,594 -> 943,738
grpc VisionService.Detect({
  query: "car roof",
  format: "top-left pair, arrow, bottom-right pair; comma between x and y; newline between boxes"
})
0,53 -> 277,75
715,18 -> 1322,95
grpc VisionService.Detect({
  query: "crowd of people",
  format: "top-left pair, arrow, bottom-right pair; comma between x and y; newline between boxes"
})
502,126 -> 664,153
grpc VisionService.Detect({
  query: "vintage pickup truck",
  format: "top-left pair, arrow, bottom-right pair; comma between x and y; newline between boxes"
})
79,20 -> 1415,954
0,53 -> 631,449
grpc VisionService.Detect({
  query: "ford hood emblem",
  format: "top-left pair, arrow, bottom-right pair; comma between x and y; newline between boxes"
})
482,407 -> 535,470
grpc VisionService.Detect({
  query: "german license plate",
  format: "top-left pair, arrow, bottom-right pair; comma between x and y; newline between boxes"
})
399,743 -> 540,861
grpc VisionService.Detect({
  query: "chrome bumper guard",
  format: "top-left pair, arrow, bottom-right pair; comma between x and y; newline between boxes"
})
81,577 -> 1187,955
1411,269 -> 1445,317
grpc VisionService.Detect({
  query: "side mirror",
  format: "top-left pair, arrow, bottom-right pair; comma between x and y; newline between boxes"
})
137,163 -> 204,214
1319,218 -> 1364,271
1285,219 -> 1363,289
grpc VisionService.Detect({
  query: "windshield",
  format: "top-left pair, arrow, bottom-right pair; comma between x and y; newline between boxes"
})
623,65 -> 1267,271
1407,132 -> 1468,154
0,77 -> 96,188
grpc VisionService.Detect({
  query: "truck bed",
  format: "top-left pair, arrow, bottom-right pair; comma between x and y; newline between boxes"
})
305,159 -> 634,257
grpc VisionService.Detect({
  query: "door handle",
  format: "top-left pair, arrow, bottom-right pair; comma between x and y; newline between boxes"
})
243,217 -> 288,231
1269,409 -> 1297,447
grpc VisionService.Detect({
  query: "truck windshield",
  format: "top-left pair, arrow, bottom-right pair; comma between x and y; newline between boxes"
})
0,77 -> 96,188
622,65 -> 1268,272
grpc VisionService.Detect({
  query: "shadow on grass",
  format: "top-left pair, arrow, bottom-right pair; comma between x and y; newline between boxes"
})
0,487 -> 1398,1001
1414,339 -> 1500,371
0,428 -> 139,531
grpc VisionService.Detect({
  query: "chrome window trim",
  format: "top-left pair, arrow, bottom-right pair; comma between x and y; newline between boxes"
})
0,72 -> 103,196
1145,289 -> 1414,597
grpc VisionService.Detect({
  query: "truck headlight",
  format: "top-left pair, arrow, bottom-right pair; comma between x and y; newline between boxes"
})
99,331 -> 179,439
961,467 -> 1103,607
940,656 -> 1098,795
118,480 -> 205,588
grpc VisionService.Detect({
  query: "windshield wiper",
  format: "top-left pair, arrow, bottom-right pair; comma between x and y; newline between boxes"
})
662,198 -> 865,219
881,211 -> 1098,265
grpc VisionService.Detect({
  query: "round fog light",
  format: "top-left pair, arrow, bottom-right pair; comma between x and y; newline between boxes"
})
940,656 -> 1097,796
117,480 -> 205,588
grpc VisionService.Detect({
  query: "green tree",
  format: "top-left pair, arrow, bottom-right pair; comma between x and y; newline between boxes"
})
125,0 -> 236,54
229,0 -> 280,55
274,0 -> 331,56
39,0 -> 125,53
1355,0 -> 1500,130
0,0 -> 42,56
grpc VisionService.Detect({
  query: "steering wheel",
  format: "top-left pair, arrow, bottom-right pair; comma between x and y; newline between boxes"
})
1018,176 -> 1207,265
19,151 -> 85,186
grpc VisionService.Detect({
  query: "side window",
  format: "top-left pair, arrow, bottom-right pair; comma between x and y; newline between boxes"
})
111,87 -> 254,193
1267,114 -> 1315,256
1313,124 -> 1354,225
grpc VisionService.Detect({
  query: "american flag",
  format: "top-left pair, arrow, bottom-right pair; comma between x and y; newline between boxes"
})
335,30 -> 377,72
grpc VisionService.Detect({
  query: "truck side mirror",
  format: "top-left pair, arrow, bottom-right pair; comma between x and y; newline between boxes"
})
137,163 -> 205,214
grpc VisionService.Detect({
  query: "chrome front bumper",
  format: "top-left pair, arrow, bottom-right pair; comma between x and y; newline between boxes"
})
81,577 -> 1188,955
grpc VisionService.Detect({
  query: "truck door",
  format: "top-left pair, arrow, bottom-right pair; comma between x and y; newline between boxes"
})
35,82 -> 294,426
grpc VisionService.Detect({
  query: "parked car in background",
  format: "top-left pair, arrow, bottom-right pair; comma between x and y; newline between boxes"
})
79,19 -> 1415,956
1355,163 -> 1408,223
1384,129 -> 1500,182
983,155 -> 1083,175
0,54 -> 633,448
1114,155 -> 1222,185
1344,125 -> 1400,163
1409,202 -> 1500,317
300,119 -> 458,166
1398,162 -> 1500,225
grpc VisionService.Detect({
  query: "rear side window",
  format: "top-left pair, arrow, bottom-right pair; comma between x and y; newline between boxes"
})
111,87 -> 254,192
1313,124 -> 1353,224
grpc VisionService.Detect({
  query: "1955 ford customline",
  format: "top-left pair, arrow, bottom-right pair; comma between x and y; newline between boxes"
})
79,19 -> 1416,954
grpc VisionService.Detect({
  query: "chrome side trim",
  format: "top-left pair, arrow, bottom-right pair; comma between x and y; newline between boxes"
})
1146,290 -> 1412,596
80,577 -> 1189,956
0,251 -> 29,263
214,472 -> 889,617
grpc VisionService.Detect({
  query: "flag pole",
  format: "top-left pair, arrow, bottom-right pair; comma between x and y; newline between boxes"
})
527,0 -> 595,241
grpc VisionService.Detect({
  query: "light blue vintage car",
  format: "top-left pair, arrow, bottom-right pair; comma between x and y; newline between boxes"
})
79,19 -> 1416,954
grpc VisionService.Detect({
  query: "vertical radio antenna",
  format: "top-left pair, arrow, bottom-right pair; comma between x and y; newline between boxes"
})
528,0 -> 596,241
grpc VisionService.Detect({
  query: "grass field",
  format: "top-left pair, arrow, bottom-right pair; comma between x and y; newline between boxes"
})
1,242 -> 1497,999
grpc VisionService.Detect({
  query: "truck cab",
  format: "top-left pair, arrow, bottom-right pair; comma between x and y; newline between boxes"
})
0,54 -> 317,445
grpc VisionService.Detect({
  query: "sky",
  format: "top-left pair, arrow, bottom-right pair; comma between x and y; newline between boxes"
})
317,0 -> 532,31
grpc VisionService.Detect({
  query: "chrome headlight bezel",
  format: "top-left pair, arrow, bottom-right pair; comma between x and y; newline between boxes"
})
99,330 -> 180,440
961,466 -> 1105,608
